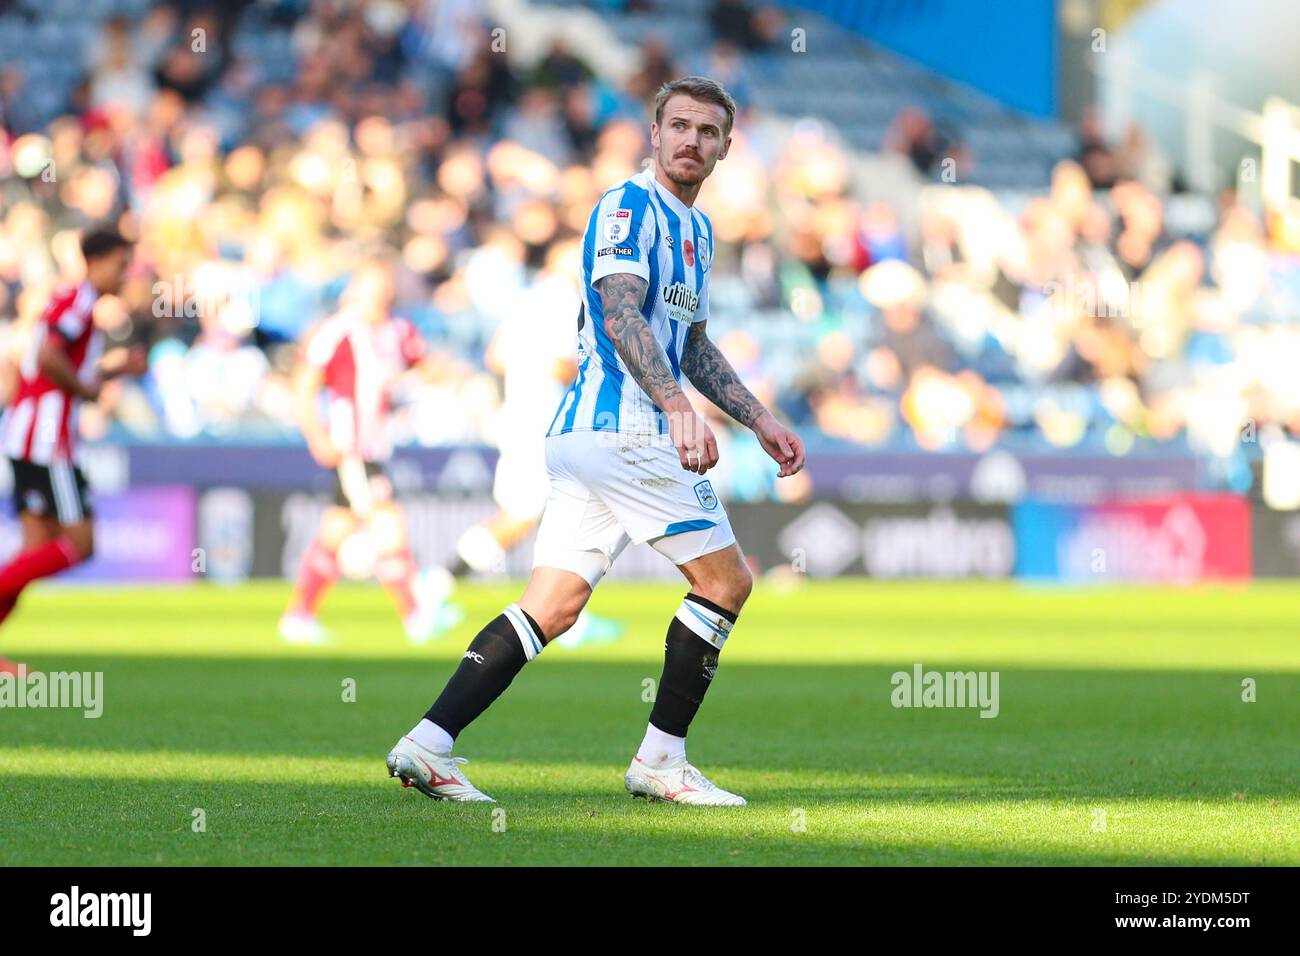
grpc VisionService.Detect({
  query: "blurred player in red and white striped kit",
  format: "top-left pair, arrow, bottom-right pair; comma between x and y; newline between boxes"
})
278,257 -> 445,645
0,226 -> 147,665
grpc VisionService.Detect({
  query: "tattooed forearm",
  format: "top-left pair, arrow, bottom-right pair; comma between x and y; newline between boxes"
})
597,274 -> 684,407
680,321 -> 765,428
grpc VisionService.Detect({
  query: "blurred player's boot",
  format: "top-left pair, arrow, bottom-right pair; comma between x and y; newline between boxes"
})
403,566 -> 462,644
0,657 -> 22,676
554,610 -> 624,648
385,735 -> 494,802
278,612 -> 331,645
287,538 -> 339,623
624,755 -> 747,806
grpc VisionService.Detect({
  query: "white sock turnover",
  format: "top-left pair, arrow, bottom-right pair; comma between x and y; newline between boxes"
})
407,718 -> 454,755
636,722 -> 686,767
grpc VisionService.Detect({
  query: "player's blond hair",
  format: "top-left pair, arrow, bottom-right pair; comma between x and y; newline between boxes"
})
653,76 -> 737,136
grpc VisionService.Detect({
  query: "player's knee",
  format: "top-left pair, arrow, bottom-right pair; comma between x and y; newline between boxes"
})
692,561 -> 752,615
367,505 -> 405,553
736,563 -> 755,607
320,508 -> 355,548
519,586 -> 589,641
368,473 -> 394,504
722,562 -> 754,612
536,596 -> 585,641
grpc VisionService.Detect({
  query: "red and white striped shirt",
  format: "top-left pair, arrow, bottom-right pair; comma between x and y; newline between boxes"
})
2,281 -> 103,465
305,309 -> 425,463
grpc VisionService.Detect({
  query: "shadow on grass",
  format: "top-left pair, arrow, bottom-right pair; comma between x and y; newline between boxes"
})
0,773 -> 1288,867
2,654 -> 1297,802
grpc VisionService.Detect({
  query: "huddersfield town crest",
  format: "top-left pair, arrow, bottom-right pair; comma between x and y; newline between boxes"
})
694,480 -> 718,511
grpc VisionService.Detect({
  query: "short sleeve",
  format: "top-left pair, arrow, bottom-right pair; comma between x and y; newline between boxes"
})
396,318 -> 426,367
589,188 -> 654,286
54,308 -> 88,341
43,287 -> 86,346
304,320 -> 345,368
692,210 -> 713,325
693,278 -> 710,325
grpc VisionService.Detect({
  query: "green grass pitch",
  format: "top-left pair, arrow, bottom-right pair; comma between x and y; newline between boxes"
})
0,579 -> 1296,866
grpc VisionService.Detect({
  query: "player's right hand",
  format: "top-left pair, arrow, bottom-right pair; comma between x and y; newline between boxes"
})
668,404 -> 719,475
307,436 -> 342,469
79,376 -> 104,402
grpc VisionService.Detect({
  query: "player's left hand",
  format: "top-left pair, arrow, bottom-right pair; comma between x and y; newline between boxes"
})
753,411 -> 805,478
100,345 -> 149,379
121,345 -> 149,377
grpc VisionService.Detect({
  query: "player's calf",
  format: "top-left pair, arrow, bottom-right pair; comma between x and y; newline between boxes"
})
281,535 -> 341,635
630,586 -> 745,796
390,602 -> 549,796
62,521 -> 95,562
645,592 -> 737,745
0,535 -> 87,607
423,604 -> 546,735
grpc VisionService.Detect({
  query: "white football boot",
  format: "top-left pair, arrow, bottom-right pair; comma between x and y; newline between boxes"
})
278,612 -> 331,645
624,755 -> 747,806
386,735 -> 495,802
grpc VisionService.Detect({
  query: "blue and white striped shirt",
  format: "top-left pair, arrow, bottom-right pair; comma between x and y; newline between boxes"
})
548,168 -> 713,437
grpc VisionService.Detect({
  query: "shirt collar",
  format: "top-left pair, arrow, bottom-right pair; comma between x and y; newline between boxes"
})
647,170 -> 694,221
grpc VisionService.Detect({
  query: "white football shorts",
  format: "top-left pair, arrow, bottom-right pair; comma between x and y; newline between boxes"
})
532,430 -> 737,587
493,436 -> 551,522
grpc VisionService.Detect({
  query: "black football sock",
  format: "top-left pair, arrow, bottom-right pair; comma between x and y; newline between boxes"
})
648,594 -> 739,738
424,604 -> 545,739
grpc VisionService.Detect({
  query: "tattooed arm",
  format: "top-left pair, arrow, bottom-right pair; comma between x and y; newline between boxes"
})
681,320 -> 806,478
679,320 -> 764,428
595,273 -> 717,474
596,273 -> 683,410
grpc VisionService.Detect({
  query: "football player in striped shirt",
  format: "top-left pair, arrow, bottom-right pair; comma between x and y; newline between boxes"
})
387,77 -> 805,805
278,257 -> 445,645
0,226 -> 146,655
